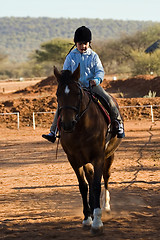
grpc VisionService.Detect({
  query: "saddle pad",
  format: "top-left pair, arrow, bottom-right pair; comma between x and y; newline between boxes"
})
95,100 -> 111,125
57,115 -> 61,131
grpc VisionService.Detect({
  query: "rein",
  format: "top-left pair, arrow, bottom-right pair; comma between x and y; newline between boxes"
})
78,89 -> 92,121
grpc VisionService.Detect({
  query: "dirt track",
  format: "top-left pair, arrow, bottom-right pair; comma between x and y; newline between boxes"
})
0,120 -> 160,240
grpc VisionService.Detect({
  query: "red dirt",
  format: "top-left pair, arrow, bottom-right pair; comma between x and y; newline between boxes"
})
101,74 -> 160,98
0,74 -> 160,128
0,75 -> 160,239
0,121 -> 159,239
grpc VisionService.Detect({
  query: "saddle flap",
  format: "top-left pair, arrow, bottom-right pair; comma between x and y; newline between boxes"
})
84,89 -> 111,125
96,100 -> 111,125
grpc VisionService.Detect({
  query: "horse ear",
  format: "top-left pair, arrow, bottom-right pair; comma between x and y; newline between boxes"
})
53,66 -> 61,81
72,64 -> 80,81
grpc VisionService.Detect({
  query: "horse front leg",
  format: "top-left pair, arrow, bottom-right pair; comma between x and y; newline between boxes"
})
91,161 -> 104,234
83,164 -> 94,215
73,166 -> 93,228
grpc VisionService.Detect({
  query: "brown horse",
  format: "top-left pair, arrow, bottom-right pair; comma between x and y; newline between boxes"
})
54,65 -> 122,233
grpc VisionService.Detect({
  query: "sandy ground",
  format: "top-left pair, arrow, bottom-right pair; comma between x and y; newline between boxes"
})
0,120 -> 160,240
0,79 -> 42,94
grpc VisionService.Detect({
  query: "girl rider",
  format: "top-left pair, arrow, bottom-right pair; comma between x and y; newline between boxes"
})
42,26 -> 125,142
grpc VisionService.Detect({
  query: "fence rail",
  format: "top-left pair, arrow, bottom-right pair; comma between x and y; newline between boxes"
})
120,104 -> 160,123
33,111 -> 55,130
0,112 -> 20,129
1,104 -> 160,129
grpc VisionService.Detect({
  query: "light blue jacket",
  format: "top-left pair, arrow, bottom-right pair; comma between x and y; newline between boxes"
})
63,48 -> 104,88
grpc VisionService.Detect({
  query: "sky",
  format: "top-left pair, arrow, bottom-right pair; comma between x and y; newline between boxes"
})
0,0 -> 160,22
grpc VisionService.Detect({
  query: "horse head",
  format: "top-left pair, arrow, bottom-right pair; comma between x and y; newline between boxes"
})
54,64 -> 82,132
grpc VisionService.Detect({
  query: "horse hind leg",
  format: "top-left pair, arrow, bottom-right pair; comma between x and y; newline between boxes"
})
102,188 -> 110,212
102,154 -> 114,212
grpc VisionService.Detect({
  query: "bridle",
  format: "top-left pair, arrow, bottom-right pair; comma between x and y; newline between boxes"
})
58,81 -> 92,130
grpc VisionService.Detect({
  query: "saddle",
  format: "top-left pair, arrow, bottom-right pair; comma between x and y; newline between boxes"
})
84,89 -> 111,126
86,90 -> 116,143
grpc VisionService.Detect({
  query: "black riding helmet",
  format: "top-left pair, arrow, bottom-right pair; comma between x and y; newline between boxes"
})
74,26 -> 92,43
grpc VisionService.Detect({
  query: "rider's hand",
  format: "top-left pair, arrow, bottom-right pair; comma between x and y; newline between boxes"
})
90,80 -> 97,86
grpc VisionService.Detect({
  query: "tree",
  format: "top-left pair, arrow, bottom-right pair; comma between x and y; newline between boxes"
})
94,24 -> 160,74
131,49 -> 160,75
33,38 -> 73,66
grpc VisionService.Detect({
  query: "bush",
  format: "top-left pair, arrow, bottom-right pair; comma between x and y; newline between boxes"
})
131,49 -> 160,75
143,90 -> 157,98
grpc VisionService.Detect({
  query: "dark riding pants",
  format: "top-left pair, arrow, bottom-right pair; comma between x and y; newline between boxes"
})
92,85 -> 121,121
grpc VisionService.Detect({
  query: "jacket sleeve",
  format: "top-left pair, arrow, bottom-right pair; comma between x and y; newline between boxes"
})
63,55 -> 72,71
93,54 -> 104,85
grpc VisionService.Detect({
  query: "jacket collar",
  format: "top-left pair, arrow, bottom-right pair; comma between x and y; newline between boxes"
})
73,48 -> 92,55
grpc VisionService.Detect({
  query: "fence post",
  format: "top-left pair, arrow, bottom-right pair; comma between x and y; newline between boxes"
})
150,105 -> 154,122
33,112 -> 36,130
17,112 -> 20,129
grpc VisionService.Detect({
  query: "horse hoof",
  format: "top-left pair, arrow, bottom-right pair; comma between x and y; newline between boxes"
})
83,224 -> 91,230
103,206 -> 111,213
91,226 -> 104,235
82,217 -> 93,229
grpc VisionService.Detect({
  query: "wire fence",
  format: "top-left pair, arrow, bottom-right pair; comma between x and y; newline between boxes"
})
32,111 -> 55,130
0,112 -> 20,129
32,104 -> 160,129
120,104 -> 160,123
0,104 -> 160,129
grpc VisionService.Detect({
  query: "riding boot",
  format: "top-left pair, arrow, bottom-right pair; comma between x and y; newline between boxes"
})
42,131 -> 56,143
42,108 -> 59,143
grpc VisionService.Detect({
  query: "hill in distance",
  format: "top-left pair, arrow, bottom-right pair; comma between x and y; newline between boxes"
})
0,17 -> 155,62
14,74 -> 160,98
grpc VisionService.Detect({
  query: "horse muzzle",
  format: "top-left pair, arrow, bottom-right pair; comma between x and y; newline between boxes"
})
60,119 -> 77,133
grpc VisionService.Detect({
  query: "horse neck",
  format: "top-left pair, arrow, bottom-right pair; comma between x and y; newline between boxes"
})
78,89 -> 95,121
81,90 -> 91,110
